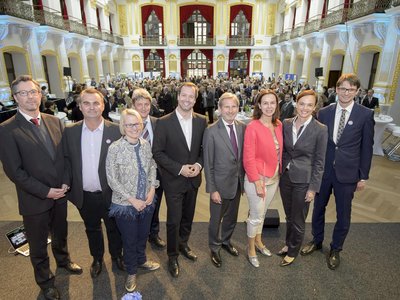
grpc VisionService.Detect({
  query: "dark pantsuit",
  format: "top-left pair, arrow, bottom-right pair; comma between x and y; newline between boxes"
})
279,172 -> 310,257
80,191 -> 122,260
115,212 -> 153,275
149,184 -> 163,237
165,186 -> 198,257
23,202 -> 70,289
208,185 -> 241,252
312,171 -> 357,251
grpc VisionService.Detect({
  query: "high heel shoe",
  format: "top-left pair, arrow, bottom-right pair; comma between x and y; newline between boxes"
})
246,247 -> 259,268
255,244 -> 272,257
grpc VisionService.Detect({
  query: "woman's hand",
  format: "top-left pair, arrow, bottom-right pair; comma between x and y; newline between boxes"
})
145,187 -> 156,206
129,197 -> 146,211
255,180 -> 265,198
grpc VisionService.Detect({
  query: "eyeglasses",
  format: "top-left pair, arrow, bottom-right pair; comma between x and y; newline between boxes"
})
15,90 -> 40,97
337,87 -> 358,94
123,123 -> 142,129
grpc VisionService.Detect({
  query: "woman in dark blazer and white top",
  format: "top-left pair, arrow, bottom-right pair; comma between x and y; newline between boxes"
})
278,90 -> 328,266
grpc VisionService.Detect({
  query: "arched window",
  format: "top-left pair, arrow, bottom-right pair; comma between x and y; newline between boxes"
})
145,10 -> 162,38
231,10 -> 250,37
4,52 -> 16,84
186,50 -> 210,77
183,10 -> 210,45
229,50 -> 248,78
145,50 -> 164,76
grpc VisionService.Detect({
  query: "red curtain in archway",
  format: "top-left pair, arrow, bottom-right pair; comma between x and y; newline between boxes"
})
180,49 -> 213,77
230,5 -> 252,37
179,5 -> 214,37
143,49 -> 165,76
141,5 -> 164,36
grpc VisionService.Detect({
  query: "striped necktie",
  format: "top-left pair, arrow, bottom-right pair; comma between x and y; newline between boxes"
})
142,121 -> 151,145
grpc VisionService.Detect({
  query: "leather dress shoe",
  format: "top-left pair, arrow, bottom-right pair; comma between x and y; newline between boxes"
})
300,241 -> 322,256
125,274 -> 137,292
90,259 -> 103,278
211,250 -> 222,268
180,246 -> 198,261
149,235 -> 166,249
112,256 -> 126,271
138,260 -> 160,271
277,250 -> 288,257
58,261 -> 83,275
327,250 -> 340,270
221,244 -> 239,256
168,258 -> 180,278
42,287 -> 60,300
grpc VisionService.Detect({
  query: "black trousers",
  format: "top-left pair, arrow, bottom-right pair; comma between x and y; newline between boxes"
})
149,170 -> 164,237
279,172 -> 310,258
165,186 -> 198,258
79,191 -> 123,261
208,185 -> 241,252
23,201 -> 70,289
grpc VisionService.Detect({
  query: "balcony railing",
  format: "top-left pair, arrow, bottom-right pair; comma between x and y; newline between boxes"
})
279,31 -> 291,42
270,35 -> 279,45
304,16 -> 322,35
321,5 -> 348,29
0,0 -> 34,21
227,36 -> 254,46
347,0 -> 392,20
139,36 -> 167,46
1,1 -> 123,45
177,36 -> 215,46
393,0 -> 400,7
290,24 -> 305,39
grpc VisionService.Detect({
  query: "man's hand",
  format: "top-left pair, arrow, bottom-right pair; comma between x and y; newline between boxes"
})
47,188 -> 66,200
187,164 -> 201,177
305,190 -> 316,202
211,191 -> 222,204
356,180 -> 366,192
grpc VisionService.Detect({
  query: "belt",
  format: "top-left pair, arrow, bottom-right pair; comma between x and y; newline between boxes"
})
83,190 -> 102,194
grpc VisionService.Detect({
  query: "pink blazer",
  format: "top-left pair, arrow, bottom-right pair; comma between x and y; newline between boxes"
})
243,119 -> 283,182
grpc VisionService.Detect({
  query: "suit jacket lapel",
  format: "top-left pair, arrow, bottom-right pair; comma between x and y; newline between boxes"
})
234,120 -> 243,159
328,105 -> 336,142
15,113 -> 51,156
285,120 -> 294,149
218,119 -> 236,158
99,121 -> 110,167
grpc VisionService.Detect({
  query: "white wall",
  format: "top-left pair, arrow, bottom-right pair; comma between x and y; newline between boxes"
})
357,52 -> 374,90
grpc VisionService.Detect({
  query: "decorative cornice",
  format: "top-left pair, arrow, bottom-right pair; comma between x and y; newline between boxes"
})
64,36 -> 74,51
373,22 -> 388,45
36,31 -> 48,48
21,28 -> 32,45
338,31 -> 348,45
324,32 -> 336,48
352,25 -> 365,44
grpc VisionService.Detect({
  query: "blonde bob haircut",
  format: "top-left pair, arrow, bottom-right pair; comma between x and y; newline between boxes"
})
119,108 -> 143,136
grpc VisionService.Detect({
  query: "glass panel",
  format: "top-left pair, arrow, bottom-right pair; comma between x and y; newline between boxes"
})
231,10 -> 250,37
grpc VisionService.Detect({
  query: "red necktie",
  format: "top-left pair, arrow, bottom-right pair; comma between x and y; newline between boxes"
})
30,118 -> 39,126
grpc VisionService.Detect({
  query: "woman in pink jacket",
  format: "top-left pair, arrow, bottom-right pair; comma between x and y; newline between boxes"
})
243,89 -> 283,268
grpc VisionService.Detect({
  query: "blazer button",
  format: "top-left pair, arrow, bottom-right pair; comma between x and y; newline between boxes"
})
335,146 -> 339,150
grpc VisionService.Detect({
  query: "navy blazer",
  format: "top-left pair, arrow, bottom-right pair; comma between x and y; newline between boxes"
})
62,119 -> 121,209
317,103 -> 374,183
0,112 -> 65,216
152,111 -> 207,193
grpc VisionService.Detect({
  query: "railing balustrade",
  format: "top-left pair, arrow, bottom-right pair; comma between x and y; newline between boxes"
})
290,24 -> 305,39
0,0 -> 34,21
348,0 -> 392,20
177,36 -> 215,46
304,16 -> 322,35
321,5 -> 347,29
227,36 -> 254,46
139,36 -> 167,46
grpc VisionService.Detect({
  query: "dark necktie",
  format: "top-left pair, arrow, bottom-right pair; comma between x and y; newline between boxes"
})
297,125 -> 304,138
142,121 -> 150,145
228,124 -> 238,159
336,109 -> 347,142
30,118 -> 39,126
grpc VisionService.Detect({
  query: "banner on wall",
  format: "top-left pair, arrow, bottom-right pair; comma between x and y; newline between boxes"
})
217,72 -> 229,78
252,72 -> 263,79
284,73 -> 296,81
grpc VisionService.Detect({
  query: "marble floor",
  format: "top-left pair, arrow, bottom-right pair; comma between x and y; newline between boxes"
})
1,155 -> 399,224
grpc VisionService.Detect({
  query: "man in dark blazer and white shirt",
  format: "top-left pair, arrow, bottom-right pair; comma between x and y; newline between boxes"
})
361,89 -> 379,109
132,88 -> 166,249
63,88 -> 123,278
301,73 -> 374,270
0,75 -> 82,300
203,92 -> 246,268
153,82 -> 207,278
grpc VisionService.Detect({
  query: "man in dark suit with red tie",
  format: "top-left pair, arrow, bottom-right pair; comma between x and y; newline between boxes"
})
153,82 -> 207,278
0,75 -> 82,300
301,73 -> 374,270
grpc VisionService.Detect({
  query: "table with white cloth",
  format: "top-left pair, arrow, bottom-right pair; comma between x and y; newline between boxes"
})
55,111 -> 67,123
109,112 -> 120,123
373,114 -> 394,156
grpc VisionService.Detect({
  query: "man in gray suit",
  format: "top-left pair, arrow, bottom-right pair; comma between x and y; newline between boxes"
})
63,88 -> 123,278
203,92 -> 246,268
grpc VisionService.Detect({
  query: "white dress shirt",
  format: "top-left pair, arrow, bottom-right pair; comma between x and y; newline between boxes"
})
333,101 -> 354,144
81,120 -> 104,192
176,109 -> 193,151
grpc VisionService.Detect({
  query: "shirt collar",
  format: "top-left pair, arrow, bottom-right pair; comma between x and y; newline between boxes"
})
19,109 -> 41,123
176,109 -> 192,122
222,118 -> 235,127
336,101 -> 354,114
83,119 -> 104,132
292,115 -> 313,127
